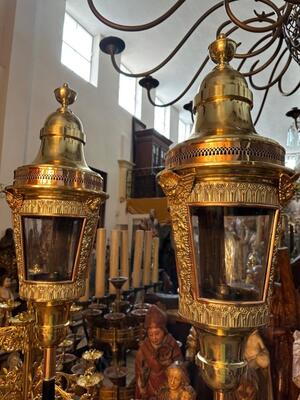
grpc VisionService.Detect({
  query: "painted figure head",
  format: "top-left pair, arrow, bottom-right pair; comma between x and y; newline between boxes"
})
144,305 -> 167,347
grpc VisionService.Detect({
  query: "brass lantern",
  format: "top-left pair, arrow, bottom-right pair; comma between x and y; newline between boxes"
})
158,35 -> 298,398
5,83 -> 107,398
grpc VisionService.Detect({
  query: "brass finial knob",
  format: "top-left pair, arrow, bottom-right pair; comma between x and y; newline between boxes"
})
209,34 -> 237,65
54,83 -> 77,109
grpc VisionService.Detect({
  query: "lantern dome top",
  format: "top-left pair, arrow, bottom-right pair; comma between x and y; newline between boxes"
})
40,83 -> 85,144
164,35 -> 286,172
193,34 -> 253,116
10,83 -> 105,195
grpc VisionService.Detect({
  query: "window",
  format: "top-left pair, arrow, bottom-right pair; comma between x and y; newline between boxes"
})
154,98 -> 170,138
118,64 -> 142,118
178,119 -> 191,143
61,13 -> 97,85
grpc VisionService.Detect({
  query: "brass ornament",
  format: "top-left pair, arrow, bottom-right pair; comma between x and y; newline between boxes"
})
158,34 -> 295,396
279,172 -> 300,206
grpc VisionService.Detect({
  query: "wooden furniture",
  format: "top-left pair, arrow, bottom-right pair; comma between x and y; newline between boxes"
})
132,124 -> 172,198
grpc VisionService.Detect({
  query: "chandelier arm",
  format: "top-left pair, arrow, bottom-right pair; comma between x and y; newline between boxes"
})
254,87 -> 270,125
224,0 -> 292,33
278,73 -> 300,96
249,48 -> 290,90
237,33 -> 273,71
87,0 -> 186,32
108,0 -> 238,79
146,56 -> 210,107
221,17 -> 280,59
253,49 -> 288,124
240,35 -> 284,76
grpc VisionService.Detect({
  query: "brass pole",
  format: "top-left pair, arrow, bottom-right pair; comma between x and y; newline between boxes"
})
42,347 -> 56,400
23,323 -> 33,400
214,392 -> 227,400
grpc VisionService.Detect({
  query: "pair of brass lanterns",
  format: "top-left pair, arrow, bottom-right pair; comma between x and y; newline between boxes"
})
3,34 -> 297,400
5,84 -> 107,399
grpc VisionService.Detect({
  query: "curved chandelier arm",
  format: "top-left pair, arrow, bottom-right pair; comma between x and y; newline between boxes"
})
146,56 -> 210,108
253,49 -> 290,125
225,0 -> 292,33
278,73 -> 300,97
87,0 -> 186,32
220,17 -> 281,59
238,34 -> 284,76
108,0 -> 237,79
249,48 -> 291,91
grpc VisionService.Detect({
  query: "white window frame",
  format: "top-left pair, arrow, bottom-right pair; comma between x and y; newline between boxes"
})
154,97 -> 170,138
178,119 -> 191,143
61,12 -> 98,86
118,64 -> 142,119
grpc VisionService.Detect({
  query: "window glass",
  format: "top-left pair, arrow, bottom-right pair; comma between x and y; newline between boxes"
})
118,64 -> 142,118
61,13 -> 94,83
154,98 -> 170,138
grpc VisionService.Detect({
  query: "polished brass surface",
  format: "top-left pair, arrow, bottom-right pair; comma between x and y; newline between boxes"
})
5,84 -> 108,303
158,34 -> 297,396
4,84 -> 108,399
158,35 -> 296,331
195,329 -> 247,392
0,309 -> 37,400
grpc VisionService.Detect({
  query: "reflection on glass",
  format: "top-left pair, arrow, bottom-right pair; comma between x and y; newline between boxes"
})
22,216 -> 84,282
190,206 -> 275,302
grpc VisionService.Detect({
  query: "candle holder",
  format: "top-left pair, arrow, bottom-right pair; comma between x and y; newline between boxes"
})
109,277 -> 129,313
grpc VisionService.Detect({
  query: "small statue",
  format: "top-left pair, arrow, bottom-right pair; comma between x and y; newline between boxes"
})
139,209 -> 160,238
235,330 -> 273,400
0,274 -> 14,301
293,330 -> 300,399
158,361 -> 195,400
135,305 -> 182,399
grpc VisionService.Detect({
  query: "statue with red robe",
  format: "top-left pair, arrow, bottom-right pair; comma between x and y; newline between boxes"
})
135,305 -> 183,400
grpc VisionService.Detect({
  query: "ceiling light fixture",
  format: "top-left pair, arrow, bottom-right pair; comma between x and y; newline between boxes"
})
88,0 -> 299,124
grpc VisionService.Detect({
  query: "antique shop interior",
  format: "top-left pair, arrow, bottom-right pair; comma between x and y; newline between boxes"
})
1,1 -> 300,399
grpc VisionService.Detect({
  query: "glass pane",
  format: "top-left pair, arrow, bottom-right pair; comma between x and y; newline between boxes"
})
22,216 -> 84,282
118,65 -> 136,115
61,42 -> 91,82
190,206 -> 275,302
63,13 -> 93,61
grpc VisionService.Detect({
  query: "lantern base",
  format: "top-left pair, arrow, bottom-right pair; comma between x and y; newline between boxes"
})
195,327 -> 249,394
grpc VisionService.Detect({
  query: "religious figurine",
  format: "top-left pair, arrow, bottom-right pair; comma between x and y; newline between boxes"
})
139,209 -> 160,238
235,329 -> 273,400
293,330 -> 300,399
235,368 -> 258,400
0,274 -> 14,301
135,305 -> 183,399
158,361 -> 195,400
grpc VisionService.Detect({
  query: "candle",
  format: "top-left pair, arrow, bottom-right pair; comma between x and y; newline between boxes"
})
132,230 -> 144,288
95,228 -> 106,298
152,237 -> 160,283
143,231 -> 152,286
109,229 -> 120,293
121,230 -> 129,290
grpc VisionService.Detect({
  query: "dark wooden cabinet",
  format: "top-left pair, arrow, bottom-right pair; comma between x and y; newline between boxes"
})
132,126 -> 172,198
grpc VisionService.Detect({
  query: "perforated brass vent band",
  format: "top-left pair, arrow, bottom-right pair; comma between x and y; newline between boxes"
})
14,166 -> 103,192
165,139 -> 285,169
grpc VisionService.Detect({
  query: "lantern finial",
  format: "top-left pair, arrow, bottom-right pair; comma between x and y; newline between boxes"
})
54,82 -> 77,110
209,34 -> 237,65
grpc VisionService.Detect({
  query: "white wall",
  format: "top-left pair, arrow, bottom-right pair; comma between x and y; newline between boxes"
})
0,0 -> 180,236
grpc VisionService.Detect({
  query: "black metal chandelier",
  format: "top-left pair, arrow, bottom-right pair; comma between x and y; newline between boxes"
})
88,0 -> 300,124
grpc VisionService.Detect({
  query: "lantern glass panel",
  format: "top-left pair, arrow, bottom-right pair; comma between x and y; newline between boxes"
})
190,206 -> 275,302
22,216 -> 84,282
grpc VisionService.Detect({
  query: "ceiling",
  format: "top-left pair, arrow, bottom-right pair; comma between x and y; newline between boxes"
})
67,0 -> 299,124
